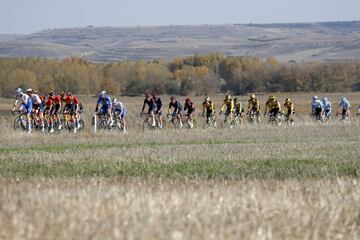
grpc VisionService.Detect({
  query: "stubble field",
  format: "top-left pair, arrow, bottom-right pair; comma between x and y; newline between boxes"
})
0,93 -> 360,239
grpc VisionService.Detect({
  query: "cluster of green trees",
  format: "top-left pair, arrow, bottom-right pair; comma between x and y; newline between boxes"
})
0,53 -> 360,97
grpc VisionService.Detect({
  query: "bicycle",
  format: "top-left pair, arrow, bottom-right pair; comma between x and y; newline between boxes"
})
203,113 -> 217,128
141,112 -> 163,130
92,112 -> 112,131
113,112 -> 126,132
247,109 -> 260,124
13,110 -> 28,131
182,114 -> 196,129
166,113 -> 182,129
267,111 -> 283,126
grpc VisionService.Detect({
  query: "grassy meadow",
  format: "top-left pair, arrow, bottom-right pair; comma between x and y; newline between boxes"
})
0,93 -> 360,239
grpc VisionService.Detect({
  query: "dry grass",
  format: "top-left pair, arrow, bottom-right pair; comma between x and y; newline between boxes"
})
1,93 -> 360,239
1,179 -> 360,240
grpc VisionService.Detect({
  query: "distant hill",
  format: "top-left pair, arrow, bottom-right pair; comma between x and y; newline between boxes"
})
0,21 -> 360,62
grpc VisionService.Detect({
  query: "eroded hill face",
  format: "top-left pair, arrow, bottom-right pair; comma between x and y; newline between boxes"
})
0,21 -> 360,62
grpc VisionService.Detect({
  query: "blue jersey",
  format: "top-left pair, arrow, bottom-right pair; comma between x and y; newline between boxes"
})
338,100 -> 350,110
311,100 -> 323,110
97,95 -> 112,107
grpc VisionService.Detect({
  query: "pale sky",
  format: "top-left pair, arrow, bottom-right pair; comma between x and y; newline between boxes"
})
0,0 -> 359,34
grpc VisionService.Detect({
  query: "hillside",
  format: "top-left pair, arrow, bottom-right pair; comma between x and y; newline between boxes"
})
0,21 -> 360,62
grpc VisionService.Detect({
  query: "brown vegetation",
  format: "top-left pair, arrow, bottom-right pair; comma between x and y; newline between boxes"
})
1,54 -> 360,98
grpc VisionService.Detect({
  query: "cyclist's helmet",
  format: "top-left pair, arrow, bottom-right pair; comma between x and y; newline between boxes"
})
170,96 -> 176,101
323,97 -> 328,102
285,98 -> 291,103
250,94 -> 255,99
313,96 -> 319,101
225,94 -> 231,100
100,90 -> 106,97
67,92 -> 72,96
185,97 -> 191,103
204,96 -> 210,102
269,95 -> 276,101
113,98 -> 117,103
26,88 -> 33,94
341,96 -> 347,101
49,91 -> 54,96
60,91 -> 65,97
234,97 -> 238,102
16,88 -> 23,96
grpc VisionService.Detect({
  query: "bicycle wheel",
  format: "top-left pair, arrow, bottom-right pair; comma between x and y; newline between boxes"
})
78,119 -> 85,130
142,117 -> 153,131
14,118 -> 25,131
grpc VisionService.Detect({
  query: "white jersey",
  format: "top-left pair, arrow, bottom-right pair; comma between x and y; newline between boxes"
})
19,94 -> 30,105
113,101 -> 124,111
31,94 -> 42,105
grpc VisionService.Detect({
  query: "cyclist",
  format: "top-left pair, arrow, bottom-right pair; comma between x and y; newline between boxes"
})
49,91 -> 62,129
264,96 -> 281,119
322,97 -> 332,120
311,96 -> 324,120
246,94 -> 261,122
183,97 -> 196,128
234,97 -> 244,118
168,96 -> 183,128
141,92 -> 157,127
202,96 -> 215,124
153,92 -> 163,128
219,95 -> 234,123
71,93 -> 81,131
27,88 -> 45,131
337,96 -> 351,120
12,88 -> 32,133
283,98 -> 295,122
44,95 -> 55,132
112,97 -> 127,131
95,90 -> 113,126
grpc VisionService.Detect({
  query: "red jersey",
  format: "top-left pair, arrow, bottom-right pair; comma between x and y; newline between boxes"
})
52,95 -> 61,104
45,98 -> 53,108
72,96 -> 79,104
64,96 -> 72,104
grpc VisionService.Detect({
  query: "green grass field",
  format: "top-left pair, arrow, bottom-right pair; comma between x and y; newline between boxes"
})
1,93 -> 360,239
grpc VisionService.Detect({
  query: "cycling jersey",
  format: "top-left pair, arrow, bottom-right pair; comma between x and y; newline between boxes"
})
143,98 -> 157,113
184,101 -> 195,114
18,94 -> 32,114
45,98 -> 53,113
234,102 -> 243,116
153,97 -> 163,114
311,100 -> 323,111
113,101 -> 126,118
30,94 -> 42,105
64,96 -> 72,105
169,101 -> 183,114
265,100 -> 281,111
96,95 -> 112,115
52,95 -> 61,104
284,102 -> 295,115
323,101 -> 332,117
338,99 -> 350,110
203,101 -> 214,113
72,96 -> 79,105
221,99 -> 234,113
247,98 -> 260,112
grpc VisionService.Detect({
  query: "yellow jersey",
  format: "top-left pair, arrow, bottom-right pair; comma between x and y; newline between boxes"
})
202,101 -> 215,113
247,98 -> 260,111
265,100 -> 281,113
284,102 -> 295,113
221,99 -> 234,112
